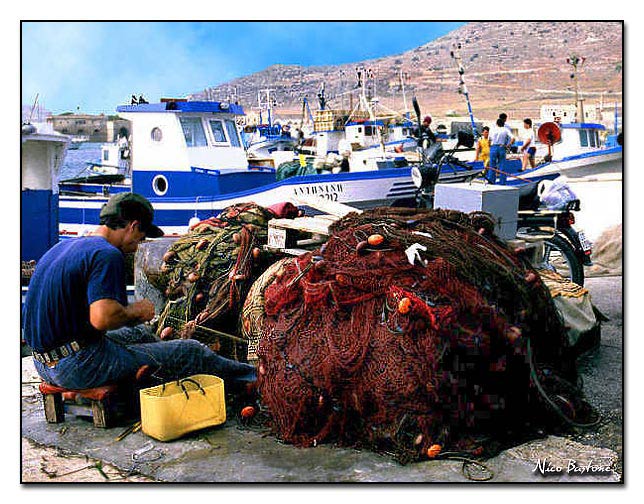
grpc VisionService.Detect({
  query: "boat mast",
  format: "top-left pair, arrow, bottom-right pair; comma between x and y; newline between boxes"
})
450,43 -> 478,138
257,88 -> 275,129
399,69 -> 410,120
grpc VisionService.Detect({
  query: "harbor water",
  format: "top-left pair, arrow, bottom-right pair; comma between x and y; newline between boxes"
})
59,143 -> 103,180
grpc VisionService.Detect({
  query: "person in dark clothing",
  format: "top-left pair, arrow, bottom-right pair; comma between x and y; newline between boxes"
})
23,193 -> 256,390
414,115 -> 436,146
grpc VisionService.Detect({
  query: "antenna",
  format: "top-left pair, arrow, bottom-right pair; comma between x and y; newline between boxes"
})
27,93 -> 39,124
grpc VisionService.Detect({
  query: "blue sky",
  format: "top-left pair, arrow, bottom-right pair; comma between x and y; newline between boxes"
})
21,21 -> 465,115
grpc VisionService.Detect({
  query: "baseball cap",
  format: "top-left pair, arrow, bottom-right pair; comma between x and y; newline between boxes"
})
99,193 -> 164,238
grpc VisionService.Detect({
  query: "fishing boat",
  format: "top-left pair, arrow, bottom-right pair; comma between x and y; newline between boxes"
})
21,121 -> 70,263
241,89 -> 298,168
58,98 -> 482,237
300,78 -> 418,159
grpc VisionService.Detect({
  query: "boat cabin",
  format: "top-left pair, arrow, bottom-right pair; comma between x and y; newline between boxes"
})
60,100 -> 277,201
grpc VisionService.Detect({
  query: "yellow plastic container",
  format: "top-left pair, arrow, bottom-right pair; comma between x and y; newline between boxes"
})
139,374 -> 226,442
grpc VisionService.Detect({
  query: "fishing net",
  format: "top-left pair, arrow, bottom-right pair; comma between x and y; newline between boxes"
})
240,258 -> 293,365
256,207 -> 586,463
153,203 -> 281,360
276,158 -> 318,181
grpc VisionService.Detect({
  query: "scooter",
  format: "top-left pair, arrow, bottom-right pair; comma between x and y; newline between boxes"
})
517,181 -> 592,286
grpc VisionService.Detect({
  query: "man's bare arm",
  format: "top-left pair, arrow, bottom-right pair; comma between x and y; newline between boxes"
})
89,299 -> 155,331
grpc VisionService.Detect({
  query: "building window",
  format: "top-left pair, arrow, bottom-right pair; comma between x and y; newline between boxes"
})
151,127 -> 163,142
179,118 -> 208,147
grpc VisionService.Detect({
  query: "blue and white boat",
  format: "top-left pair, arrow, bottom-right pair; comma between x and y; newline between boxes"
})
241,89 -> 298,166
58,99 -> 482,237
525,121 -> 622,178
477,120 -> 623,185
21,121 -> 70,262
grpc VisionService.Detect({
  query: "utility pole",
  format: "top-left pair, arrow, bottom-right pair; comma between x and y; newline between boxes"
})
567,54 -> 586,122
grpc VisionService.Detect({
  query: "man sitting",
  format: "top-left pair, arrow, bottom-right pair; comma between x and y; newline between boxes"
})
23,193 -> 256,391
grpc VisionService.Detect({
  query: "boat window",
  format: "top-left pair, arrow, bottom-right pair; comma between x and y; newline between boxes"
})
151,127 -> 163,142
589,131 -> 598,148
180,118 -> 208,147
579,130 -> 589,147
209,120 -> 227,143
365,126 -> 373,136
103,150 -> 109,162
225,120 -> 241,148
152,174 -> 168,196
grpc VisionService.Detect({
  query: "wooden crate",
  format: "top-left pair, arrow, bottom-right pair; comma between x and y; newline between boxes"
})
265,198 -> 362,256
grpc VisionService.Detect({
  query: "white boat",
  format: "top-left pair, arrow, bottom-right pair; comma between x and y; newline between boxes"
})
242,89 -> 298,167
68,135 -> 90,150
58,98 -> 482,238
21,122 -> 70,261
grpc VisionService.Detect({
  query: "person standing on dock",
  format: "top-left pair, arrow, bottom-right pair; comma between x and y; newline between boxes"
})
487,114 -> 514,184
22,193 -> 257,391
520,118 -> 536,171
475,125 -> 491,169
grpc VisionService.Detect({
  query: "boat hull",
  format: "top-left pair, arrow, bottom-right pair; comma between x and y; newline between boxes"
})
58,167 -> 481,237
523,148 -> 622,179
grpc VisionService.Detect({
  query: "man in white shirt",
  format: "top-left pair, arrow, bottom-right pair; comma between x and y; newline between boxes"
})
487,115 -> 515,184
520,118 -> 536,171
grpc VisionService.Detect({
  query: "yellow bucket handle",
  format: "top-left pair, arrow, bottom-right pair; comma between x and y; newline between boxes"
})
160,378 -> 207,399
179,378 -> 206,399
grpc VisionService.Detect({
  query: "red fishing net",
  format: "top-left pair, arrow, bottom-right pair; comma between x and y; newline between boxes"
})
257,207 -> 577,462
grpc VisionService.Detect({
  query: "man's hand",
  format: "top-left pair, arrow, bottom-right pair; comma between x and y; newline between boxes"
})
90,298 -> 156,331
131,299 -> 155,324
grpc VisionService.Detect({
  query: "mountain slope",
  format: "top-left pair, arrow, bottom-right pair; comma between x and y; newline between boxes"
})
189,21 -> 623,121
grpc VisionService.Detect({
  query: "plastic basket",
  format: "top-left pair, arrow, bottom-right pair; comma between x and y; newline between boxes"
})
140,374 -> 226,442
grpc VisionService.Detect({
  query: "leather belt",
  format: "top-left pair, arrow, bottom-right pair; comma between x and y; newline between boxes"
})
33,340 -> 85,368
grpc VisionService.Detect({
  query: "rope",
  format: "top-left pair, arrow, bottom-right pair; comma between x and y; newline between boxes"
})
166,316 -> 248,344
435,451 -> 495,481
485,165 -> 534,183
527,338 -> 601,428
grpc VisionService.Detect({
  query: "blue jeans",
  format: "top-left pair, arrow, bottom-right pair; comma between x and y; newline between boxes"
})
488,145 -> 508,185
34,325 -> 257,389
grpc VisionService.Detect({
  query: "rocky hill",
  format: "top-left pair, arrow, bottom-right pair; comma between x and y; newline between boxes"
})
189,21 -> 622,122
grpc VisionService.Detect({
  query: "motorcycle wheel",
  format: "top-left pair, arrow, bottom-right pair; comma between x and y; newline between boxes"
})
542,234 -> 585,286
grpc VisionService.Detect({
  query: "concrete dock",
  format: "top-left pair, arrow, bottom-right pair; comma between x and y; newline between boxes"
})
19,275 -> 624,484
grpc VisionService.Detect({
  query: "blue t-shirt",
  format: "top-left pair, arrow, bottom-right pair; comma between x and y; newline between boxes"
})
22,237 -> 128,353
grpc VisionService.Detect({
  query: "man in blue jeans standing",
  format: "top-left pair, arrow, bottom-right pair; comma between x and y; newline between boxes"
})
487,113 -> 515,185
23,193 -> 256,391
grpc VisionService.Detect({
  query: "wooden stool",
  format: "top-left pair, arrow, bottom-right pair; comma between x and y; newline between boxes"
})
39,366 -> 153,428
39,382 -> 119,428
